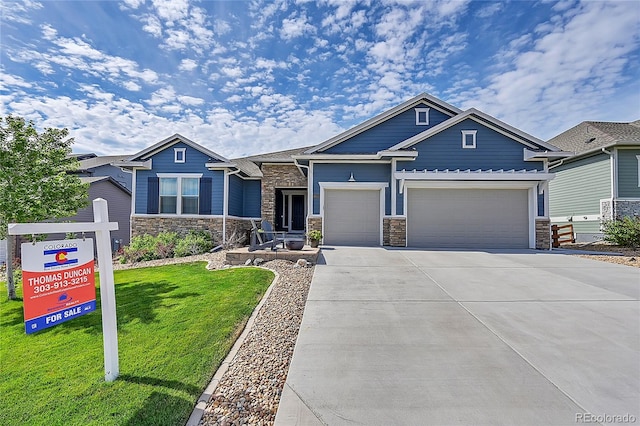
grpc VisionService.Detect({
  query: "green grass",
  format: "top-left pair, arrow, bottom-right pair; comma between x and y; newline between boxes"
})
0,263 -> 274,426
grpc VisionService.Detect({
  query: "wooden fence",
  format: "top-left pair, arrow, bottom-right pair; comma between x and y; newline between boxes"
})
551,224 -> 575,248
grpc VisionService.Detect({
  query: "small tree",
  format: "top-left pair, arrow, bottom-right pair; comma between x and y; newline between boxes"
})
0,116 -> 88,299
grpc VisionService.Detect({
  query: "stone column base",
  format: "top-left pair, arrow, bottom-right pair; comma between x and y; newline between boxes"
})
535,218 -> 551,250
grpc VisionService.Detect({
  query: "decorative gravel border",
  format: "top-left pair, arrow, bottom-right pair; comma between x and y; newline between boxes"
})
188,258 -> 314,426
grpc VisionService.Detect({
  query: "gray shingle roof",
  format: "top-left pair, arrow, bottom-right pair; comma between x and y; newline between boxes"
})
78,155 -> 133,170
243,146 -> 314,163
548,120 -> 640,155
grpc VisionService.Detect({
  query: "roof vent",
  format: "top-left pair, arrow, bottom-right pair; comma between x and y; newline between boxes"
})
586,137 -> 596,143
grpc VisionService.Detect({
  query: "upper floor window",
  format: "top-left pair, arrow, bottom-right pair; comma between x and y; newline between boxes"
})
415,108 -> 430,126
462,130 -> 477,149
174,148 -> 186,163
636,155 -> 640,187
158,174 -> 200,214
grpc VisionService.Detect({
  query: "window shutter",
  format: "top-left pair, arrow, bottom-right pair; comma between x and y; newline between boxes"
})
147,177 -> 159,214
199,177 -> 212,215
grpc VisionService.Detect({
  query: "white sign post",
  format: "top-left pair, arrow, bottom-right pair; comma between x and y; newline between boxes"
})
8,198 -> 120,382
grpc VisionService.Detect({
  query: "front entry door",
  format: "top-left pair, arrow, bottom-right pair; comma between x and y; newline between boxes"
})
291,194 -> 305,231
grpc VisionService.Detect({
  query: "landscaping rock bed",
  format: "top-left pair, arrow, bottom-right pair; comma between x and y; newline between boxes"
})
560,242 -> 639,268
199,258 -> 313,426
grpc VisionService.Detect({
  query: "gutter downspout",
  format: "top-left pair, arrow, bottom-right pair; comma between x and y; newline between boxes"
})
601,147 -> 615,221
294,159 -> 311,230
223,169 -> 242,243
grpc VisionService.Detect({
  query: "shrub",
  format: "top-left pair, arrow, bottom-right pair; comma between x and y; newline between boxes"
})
602,216 -> 640,248
122,234 -> 159,263
174,231 -> 214,257
155,231 -> 179,259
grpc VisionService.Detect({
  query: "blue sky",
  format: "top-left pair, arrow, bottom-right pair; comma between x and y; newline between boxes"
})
1,0 -> 639,158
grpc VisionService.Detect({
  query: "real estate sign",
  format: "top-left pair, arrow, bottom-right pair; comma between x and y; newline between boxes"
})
21,238 -> 96,334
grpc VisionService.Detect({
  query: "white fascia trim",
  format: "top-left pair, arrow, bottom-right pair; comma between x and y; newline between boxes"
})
133,134 -> 229,163
115,159 -> 152,169
206,162 -> 237,169
394,170 -> 554,181
319,182 -> 389,190
402,180 -> 538,190
305,93 -> 461,154
376,150 -> 419,158
390,109 -> 554,152
156,173 -> 203,178
524,148 -> 573,161
294,154 -> 383,161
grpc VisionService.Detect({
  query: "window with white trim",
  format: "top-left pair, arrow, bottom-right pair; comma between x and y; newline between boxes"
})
637,155 -> 640,187
462,130 -> 477,149
174,148 -> 186,163
415,108 -> 430,125
159,175 -> 200,214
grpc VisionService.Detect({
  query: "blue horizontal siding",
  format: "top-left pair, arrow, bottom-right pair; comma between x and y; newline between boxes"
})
405,119 -> 544,172
228,174 -> 244,217
134,142 -> 225,215
324,103 -> 451,154
243,180 -> 262,217
313,163 -> 391,215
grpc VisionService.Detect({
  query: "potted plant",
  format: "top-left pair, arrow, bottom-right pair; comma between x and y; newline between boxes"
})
307,230 -> 323,248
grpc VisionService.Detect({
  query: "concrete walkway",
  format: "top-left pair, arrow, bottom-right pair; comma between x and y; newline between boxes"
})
275,247 -> 640,426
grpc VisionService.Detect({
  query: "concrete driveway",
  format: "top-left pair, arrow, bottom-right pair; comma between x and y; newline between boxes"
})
275,247 -> 639,426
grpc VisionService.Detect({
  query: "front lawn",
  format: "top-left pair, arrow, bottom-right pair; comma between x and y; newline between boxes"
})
0,263 -> 274,426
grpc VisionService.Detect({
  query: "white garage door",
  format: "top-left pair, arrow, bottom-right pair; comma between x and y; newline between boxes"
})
324,189 -> 381,246
407,188 -> 529,248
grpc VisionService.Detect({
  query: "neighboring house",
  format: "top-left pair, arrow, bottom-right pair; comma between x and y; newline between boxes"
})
120,93 -> 569,249
74,153 -> 133,191
548,120 -> 640,242
3,155 -> 133,263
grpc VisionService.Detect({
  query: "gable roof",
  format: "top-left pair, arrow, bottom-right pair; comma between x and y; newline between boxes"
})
305,93 -> 462,154
548,120 -> 640,155
127,133 -> 229,163
389,108 -> 562,152
244,145 -> 314,163
79,176 -> 131,195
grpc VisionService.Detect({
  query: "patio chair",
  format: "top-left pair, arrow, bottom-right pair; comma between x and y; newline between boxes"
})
249,219 -> 286,252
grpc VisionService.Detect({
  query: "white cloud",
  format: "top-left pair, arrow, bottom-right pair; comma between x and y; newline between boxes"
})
280,14 -> 316,40
178,95 -> 204,106
452,1 -> 640,139
178,58 -> 198,71
0,0 -> 42,25
123,81 -> 141,91
475,2 -> 502,19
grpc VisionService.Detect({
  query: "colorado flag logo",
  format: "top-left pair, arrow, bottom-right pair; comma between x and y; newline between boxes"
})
44,248 -> 79,268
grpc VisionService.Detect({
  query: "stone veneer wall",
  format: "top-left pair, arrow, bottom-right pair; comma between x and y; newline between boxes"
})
535,218 -> 551,250
307,216 -> 322,243
131,216 -> 254,245
261,164 -> 308,225
383,218 -> 390,246
389,217 -> 406,247
601,199 -> 640,221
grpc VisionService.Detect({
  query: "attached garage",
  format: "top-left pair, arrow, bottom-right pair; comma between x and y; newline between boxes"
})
406,186 -> 532,248
322,186 -> 384,246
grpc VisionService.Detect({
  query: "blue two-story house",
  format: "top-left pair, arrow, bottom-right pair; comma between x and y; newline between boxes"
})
120,93 -> 569,249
